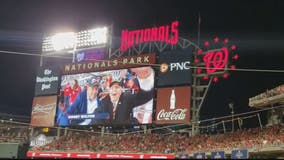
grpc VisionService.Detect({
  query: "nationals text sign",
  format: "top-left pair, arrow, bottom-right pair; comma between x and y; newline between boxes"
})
120,21 -> 179,51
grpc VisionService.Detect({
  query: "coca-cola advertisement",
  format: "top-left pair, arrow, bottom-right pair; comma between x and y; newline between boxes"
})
155,86 -> 191,124
30,96 -> 57,127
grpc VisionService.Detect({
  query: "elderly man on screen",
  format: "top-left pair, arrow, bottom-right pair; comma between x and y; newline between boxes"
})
99,66 -> 154,124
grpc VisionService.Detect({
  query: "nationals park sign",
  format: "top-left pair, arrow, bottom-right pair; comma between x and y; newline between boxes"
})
62,53 -> 156,74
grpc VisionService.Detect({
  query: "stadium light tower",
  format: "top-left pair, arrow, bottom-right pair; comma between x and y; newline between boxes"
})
229,102 -> 234,132
41,26 -> 109,64
51,32 -> 76,51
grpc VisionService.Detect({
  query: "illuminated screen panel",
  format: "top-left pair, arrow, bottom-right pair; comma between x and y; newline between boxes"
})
30,95 -> 57,127
76,48 -> 106,62
155,86 -> 191,124
56,66 -> 155,126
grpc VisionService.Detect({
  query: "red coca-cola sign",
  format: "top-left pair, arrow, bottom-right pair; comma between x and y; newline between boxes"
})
155,86 -> 191,124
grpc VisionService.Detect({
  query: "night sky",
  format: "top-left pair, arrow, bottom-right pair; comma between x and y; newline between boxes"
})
0,0 -> 284,125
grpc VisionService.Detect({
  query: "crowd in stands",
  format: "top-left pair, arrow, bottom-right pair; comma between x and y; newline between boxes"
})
29,123 -> 284,154
0,122 -> 29,144
249,84 -> 284,102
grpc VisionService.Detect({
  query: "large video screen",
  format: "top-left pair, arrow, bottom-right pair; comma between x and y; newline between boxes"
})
56,66 -> 155,126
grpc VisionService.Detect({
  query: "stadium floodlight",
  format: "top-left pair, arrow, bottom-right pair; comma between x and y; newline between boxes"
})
42,26 -> 109,54
77,27 -> 108,49
42,32 -> 76,53
89,27 -> 108,44
51,32 -> 76,51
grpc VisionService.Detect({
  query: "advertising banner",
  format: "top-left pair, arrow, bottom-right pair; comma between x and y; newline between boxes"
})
177,153 -> 190,159
30,96 -> 57,127
211,151 -> 225,159
155,86 -> 191,124
231,149 -> 249,159
193,152 -> 206,159
26,151 -> 175,159
158,50 -> 193,86
34,66 -> 60,96
30,134 -> 55,147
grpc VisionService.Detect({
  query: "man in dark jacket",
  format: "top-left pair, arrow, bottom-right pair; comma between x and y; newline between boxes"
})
64,78 -> 108,125
100,67 -> 154,124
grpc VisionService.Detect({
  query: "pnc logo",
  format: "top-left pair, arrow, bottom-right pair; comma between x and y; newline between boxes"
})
159,61 -> 191,73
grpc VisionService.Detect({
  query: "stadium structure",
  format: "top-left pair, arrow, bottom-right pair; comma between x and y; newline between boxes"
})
0,21 -> 283,159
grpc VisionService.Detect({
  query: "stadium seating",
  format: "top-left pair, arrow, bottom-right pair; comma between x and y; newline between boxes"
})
28,124 -> 284,154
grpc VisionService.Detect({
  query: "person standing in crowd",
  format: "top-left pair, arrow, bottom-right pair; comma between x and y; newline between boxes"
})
69,79 -> 81,104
